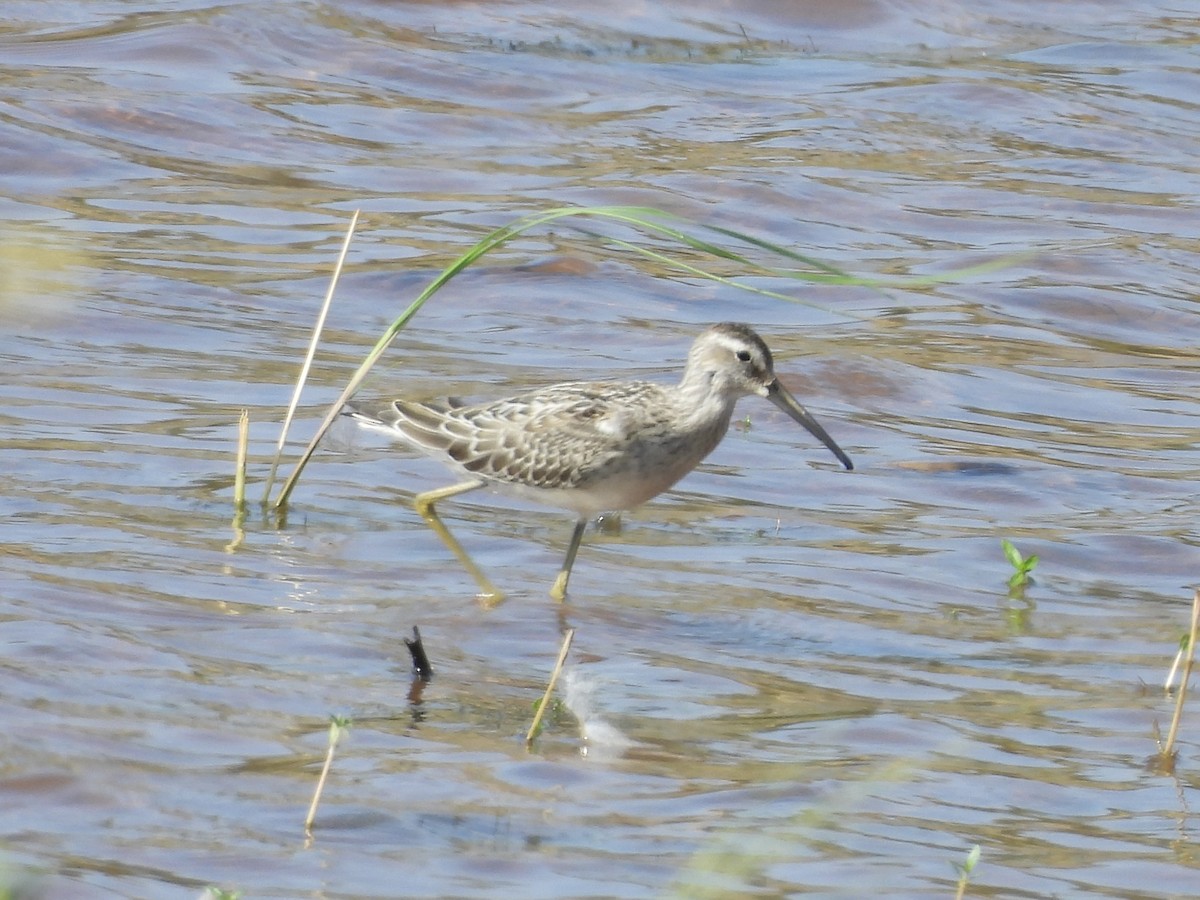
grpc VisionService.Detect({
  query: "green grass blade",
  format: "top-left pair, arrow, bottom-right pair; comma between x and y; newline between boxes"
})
273,204 -> 1027,506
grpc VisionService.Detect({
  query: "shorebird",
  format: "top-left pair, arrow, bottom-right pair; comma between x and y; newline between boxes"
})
348,322 -> 852,600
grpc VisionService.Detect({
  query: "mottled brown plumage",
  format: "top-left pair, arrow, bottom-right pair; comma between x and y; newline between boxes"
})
349,323 -> 852,599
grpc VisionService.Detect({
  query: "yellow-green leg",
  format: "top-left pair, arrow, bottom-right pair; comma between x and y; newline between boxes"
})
550,518 -> 587,602
414,480 -> 501,602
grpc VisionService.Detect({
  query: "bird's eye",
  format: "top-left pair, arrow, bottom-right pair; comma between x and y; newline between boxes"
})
735,349 -> 752,362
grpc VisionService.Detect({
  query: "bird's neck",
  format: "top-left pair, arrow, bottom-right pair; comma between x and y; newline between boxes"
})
672,372 -> 740,434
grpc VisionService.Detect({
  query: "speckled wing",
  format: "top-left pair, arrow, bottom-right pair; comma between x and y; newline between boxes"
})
356,381 -> 670,491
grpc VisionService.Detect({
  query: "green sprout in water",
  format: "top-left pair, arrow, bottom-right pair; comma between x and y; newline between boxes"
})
953,844 -> 981,900
527,696 -> 569,741
1001,539 -> 1038,589
304,714 -> 353,834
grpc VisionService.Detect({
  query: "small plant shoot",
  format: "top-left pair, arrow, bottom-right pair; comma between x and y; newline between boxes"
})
953,844 -> 981,900
1001,539 -> 1038,589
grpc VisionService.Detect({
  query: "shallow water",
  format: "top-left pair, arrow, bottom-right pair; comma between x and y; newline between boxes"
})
2,1 -> 1199,897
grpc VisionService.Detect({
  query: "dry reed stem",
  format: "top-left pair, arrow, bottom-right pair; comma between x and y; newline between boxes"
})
234,408 -> 249,506
225,409 -> 251,553
262,209 -> 360,506
1161,588 -> 1200,757
304,718 -> 349,833
526,628 -> 575,746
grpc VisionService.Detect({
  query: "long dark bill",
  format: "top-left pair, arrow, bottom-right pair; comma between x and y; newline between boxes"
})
766,380 -> 854,471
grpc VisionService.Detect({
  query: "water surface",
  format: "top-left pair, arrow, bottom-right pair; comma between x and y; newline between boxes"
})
2,1 -> 1199,897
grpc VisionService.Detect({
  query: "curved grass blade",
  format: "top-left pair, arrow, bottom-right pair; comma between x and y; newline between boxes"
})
272,204 -> 1025,507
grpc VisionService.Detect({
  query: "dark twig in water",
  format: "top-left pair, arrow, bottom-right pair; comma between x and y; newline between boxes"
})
405,626 -> 433,681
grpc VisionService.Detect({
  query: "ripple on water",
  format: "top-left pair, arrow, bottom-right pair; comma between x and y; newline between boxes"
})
2,0 -> 1199,897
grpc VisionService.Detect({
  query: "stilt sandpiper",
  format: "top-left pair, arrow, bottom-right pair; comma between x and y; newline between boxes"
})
348,322 -> 852,600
